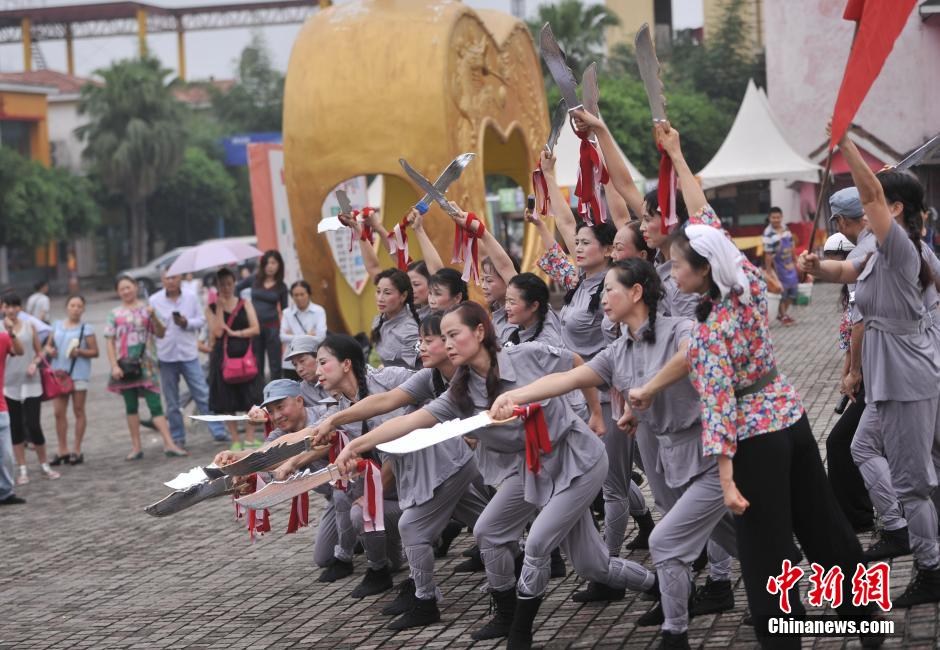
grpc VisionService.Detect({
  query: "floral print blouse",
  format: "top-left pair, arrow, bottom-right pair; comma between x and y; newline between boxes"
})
537,241 -> 579,290
104,303 -> 161,394
838,308 -> 852,352
686,204 -> 804,458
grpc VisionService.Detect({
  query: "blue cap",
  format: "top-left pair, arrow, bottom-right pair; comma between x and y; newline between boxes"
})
828,187 -> 864,221
260,379 -> 303,407
283,335 -> 319,360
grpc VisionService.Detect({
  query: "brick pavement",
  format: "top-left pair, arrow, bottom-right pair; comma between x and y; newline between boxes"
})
1,284 -> 938,649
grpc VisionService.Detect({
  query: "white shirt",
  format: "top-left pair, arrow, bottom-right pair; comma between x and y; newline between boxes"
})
280,303 -> 327,346
25,292 -> 50,322
18,311 -> 51,342
148,289 -> 206,362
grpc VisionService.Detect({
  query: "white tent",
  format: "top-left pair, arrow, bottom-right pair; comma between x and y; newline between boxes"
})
553,123 -> 646,189
697,80 -> 821,190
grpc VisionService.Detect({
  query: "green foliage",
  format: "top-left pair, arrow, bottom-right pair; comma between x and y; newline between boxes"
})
49,168 -> 101,239
148,147 -> 242,247
527,0 -> 620,77
210,32 -> 284,133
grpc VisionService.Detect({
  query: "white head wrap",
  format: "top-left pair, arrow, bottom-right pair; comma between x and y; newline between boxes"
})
684,225 -> 752,305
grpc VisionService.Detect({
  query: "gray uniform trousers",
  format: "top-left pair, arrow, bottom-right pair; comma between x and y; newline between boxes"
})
648,466 -> 737,633
635,427 -> 734,585
475,454 -> 656,597
850,404 -> 907,531
352,498 -> 404,570
602,401 -> 651,556
398,461 -> 489,600
852,398 -> 940,568
314,497 -> 338,567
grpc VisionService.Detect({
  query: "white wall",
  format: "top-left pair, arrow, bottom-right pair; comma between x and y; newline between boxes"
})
47,98 -> 88,172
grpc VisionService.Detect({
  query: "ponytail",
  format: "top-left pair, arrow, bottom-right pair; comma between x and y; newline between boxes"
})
608,259 -> 664,343
508,273 -> 550,343
878,170 -> 932,291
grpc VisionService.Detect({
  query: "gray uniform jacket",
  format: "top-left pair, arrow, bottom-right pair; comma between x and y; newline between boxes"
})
853,221 -> 940,402
266,407 -> 332,496
491,306 -> 513,345
588,317 -> 712,488
371,308 -> 419,368
396,368 -> 477,509
424,343 -> 605,507
559,271 -> 608,360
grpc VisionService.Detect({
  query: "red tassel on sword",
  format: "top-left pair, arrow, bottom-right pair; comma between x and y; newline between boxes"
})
657,143 -> 679,234
574,131 -> 609,226
286,491 -> 310,534
514,404 -> 552,474
359,459 -> 385,533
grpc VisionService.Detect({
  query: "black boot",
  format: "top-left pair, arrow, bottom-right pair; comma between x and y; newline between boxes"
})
463,544 -> 479,557
470,588 -> 516,640
625,511 -> 655,550
691,547 -> 708,572
638,584 -> 693,627
350,565 -> 393,598
571,581 -> 625,603
454,546 -> 485,573
318,558 -> 354,583
550,548 -> 567,578
894,564 -> 940,608
861,527 -> 911,563
640,575 -> 660,601
507,595 -> 543,650
387,596 -> 441,630
659,630 -> 690,649
434,520 -> 464,558
690,577 -> 734,616
381,579 -> 415,616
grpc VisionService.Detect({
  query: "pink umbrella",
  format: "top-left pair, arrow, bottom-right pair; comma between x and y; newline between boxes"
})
165,240 -> 264,276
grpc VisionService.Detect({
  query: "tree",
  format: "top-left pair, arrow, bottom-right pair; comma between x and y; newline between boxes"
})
49,168 -> 100,239
76,56 -> 186,266
148,147 -> 242,247
0,148 -> 62,249
211,32 -> 284,133
527,0 -> 620,78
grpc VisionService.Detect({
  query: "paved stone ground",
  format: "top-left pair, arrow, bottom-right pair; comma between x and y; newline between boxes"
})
1,285 -> 938,649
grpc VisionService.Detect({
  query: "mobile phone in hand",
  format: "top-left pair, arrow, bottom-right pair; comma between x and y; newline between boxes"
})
527,195 -> 535,211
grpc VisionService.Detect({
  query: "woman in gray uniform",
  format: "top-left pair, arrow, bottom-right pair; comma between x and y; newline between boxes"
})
535,217 -> 653,560
800,128 -> 940,607
493,258 -> 737,649
428,268 -> 468,313
371,269 -> 421,369
503,273 -> 561,347
332,302 -> 656,649
407,261 -> 434,321
482,256 -> 515,344
309,314 -> 488,630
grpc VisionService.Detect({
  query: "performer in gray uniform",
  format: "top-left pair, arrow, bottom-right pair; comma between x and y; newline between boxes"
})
802,133 -> 940,607
334,303 -> 657,649
502,273 -> 561,347
406,260 -> 434,321
370,269 -> 421,369
496,259 -> 737,647
536,219 -> 652,559
308,314 -> 488,630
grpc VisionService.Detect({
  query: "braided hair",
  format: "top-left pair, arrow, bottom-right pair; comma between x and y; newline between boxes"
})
444,302 -> 501,416
372,268 -> 421,344
507,273 -> 549,345
877,169 -> 932,291
564,220 -> 617,313
608,259 -> 664,343
317,334 -> 371,401
419,312 -> 448,397
430,268 -> 470,306
643,188 -> 690,228
671,231 -> 722,323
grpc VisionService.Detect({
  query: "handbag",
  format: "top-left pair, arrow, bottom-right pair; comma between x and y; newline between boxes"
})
222,300 -> 259,384
118,314 -> 149,381
40,359 -> 74,401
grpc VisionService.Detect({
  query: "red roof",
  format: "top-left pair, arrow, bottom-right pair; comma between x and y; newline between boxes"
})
172,79 -> 235,106
0,69 -> 96,95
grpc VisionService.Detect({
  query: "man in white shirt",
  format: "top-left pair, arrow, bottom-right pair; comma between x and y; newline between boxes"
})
25,280 -> 51,323
280,280 -> 328,379
150,272 -> 228,446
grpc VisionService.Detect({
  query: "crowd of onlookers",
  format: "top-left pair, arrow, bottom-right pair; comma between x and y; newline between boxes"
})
0,249 -> 327,507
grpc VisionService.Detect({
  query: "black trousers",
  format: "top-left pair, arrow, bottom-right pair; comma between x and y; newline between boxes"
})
733,415 -> 869,648
7,396 -> 45,446
252,323 -> 282,381
825,388 -> 874,530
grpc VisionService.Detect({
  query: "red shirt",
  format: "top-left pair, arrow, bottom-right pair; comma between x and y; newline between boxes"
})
0,332 -> 12,412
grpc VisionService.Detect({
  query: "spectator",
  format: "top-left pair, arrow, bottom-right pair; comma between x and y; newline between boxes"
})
1,294 -> 58,483
104,276 -> 188,461
45,295 -> 99,466
149,271 -> 229,447
762,206 -> 800,326
207,268 -> 262,451
280,280 -> 327,380
0,311 -> 25,506
25,280 -> 51,323
237,250 -> 288,381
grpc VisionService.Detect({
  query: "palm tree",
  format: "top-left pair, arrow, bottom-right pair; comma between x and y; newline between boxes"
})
528,0 -> 621,78
76,57 -> 186,266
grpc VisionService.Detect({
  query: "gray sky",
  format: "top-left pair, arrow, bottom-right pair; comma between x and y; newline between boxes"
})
0,0 -> 703,80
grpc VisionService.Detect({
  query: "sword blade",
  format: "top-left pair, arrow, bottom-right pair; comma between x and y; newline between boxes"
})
546,99 -> 568,152
400,159 -> 463,218
218,438 -> 313,476
581,62 -> 600,118
377,412 -> 498,455
235,465 -> 341,510
145,476 -> 236,517
335,189 -> 354,216
540,23 -> 582,111
897,134 -> 940,170
188,414 -> 250,423
634,23 -> 668,123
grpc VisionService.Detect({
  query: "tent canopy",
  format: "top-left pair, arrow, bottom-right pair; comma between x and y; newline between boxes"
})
553,123 -> 646,188
697,79 -> 821,190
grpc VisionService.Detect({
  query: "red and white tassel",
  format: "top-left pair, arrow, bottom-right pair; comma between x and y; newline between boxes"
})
452,212 -> 486,284
531,164 -> 551,217
328,430 -> 351,491
285,491 -> 310,534
574,131 -> 609,225
657,144 -> 679,233
514,403 -> 552,475
359,459 -> 385,533
244,474 -> 271,542
386,218 -> 411,271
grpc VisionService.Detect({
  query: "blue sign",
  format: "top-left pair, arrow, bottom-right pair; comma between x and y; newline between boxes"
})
221,132 -> 282,166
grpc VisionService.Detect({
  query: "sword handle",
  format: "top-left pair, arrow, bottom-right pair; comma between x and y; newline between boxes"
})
415,201 -> 430,215
490,415 -> 520,425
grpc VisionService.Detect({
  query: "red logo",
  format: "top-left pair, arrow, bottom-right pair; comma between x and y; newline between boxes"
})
807,563 -> 844,608
852,562 -> 892,611
767,561 -> 892,613
766,559 -> 804,614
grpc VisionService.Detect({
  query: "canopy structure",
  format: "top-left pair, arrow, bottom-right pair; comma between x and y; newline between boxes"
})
553,123 -> 646,189
697,80 -> 821,190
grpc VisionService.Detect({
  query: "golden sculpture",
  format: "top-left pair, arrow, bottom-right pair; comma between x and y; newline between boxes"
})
283,0 -> 549,333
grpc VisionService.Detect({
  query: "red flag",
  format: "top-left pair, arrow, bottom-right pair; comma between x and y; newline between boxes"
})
829,0 -> 917,149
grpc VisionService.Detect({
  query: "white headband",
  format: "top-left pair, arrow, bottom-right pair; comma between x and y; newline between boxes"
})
684,225 -> 751,305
